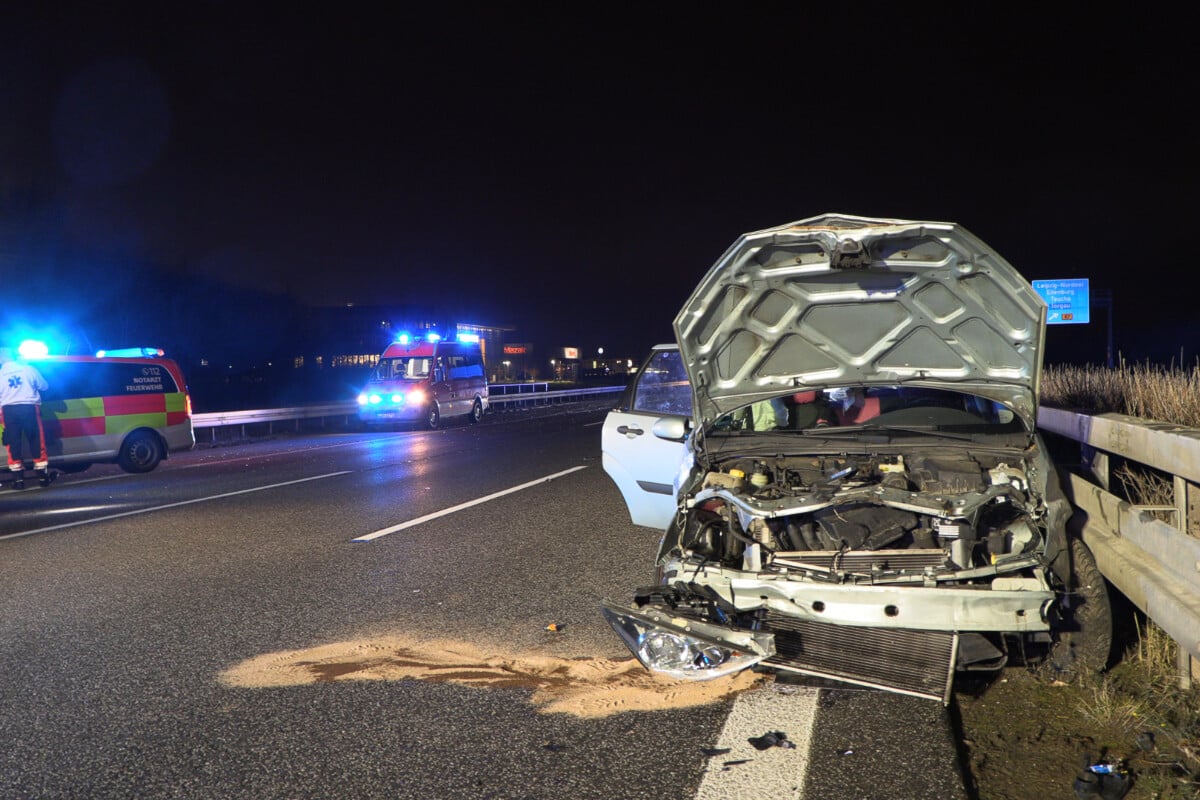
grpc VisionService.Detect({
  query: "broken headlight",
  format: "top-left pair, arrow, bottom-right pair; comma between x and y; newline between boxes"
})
600,601 -> 774,681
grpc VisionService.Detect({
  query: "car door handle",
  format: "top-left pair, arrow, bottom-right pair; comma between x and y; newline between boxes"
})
617,425 -> 644,436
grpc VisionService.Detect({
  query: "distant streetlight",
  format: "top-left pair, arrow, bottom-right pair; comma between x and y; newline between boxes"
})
598,347 -> 604,355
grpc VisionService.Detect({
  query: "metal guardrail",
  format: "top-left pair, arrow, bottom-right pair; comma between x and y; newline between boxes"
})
489,382 -> 550,395
190,384 -> 626,438
1039,407 -> 1200,685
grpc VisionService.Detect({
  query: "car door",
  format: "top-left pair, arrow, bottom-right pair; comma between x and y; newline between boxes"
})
601,345 -> 691,529
432,358 -> 454,415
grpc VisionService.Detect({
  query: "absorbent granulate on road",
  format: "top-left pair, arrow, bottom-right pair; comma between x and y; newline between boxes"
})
218,634 -> 764,718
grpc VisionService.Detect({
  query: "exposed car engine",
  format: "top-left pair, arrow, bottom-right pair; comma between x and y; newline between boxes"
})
675,449 -> 1046,578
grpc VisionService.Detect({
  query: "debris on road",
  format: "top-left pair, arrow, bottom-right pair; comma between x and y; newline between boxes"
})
748,731 -> 796,751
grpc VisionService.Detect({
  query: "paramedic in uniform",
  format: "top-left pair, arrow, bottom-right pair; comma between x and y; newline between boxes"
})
0,347 -> 50,489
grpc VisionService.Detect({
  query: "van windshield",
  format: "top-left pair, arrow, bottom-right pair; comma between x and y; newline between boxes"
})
373,357 -> 431,380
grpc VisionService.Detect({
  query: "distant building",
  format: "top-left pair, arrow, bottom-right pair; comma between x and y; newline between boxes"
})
290,304 -> 511,372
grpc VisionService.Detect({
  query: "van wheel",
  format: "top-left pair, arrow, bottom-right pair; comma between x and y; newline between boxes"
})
425,402 -> 441,430
1048,537 -> 1114,675
118,431 -> 164,473
469,399 -> 484,424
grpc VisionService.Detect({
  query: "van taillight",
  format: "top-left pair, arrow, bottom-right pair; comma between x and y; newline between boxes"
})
186,394 -> 193,417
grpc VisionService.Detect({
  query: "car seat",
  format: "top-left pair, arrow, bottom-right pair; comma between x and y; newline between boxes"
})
835,394 -> 881,425
790,391 -> 834,429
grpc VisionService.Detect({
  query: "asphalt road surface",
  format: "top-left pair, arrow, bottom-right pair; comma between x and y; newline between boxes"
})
1,401 -> 968,799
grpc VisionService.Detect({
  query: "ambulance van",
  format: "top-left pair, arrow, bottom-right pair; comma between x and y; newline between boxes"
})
0,347 -> 196,476
357,333 -> 488,429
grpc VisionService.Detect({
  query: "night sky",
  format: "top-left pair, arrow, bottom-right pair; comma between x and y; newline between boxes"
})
2,6 -> 1196,364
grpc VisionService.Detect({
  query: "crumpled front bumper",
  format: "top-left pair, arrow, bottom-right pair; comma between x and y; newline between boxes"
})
602,560 -> 1054,701
660,559 -> 1054,633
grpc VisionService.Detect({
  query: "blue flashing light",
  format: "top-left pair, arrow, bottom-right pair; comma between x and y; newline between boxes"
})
95,346 -> 165,358
456,333 -> 480,344
426,332 -> 442,343
18,340 -> 50,359
396,333 -> 412,345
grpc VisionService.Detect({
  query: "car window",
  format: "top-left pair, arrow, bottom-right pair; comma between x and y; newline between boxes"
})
712,386 -> 1025,433
632,350 -> 691,416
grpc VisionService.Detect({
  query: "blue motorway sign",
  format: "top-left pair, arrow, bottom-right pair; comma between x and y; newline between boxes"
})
1032,278 -> 1090,325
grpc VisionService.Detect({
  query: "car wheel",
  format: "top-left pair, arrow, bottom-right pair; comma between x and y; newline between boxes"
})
118,430 -> 164,473
469,398 -> 484,424
1048,537 -> 1114,675
426,402 -> 441,430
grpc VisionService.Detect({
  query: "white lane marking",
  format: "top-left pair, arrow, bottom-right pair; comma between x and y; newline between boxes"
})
181,441 -> 367,469
53,441 -> 366,485
352,465 -> 589,542
58,473 -> 133,486
0,472 -> 352,541
695,684 -> 819,800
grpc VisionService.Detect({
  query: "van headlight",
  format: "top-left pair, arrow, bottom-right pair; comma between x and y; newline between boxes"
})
600,601 -> 773,681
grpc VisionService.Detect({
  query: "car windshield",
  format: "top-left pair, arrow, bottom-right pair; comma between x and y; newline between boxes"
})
372,357 -> 431,380
710,386 -> 1025,435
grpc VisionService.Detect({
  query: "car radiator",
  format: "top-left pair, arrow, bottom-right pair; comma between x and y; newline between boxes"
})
760,613 -> 959,703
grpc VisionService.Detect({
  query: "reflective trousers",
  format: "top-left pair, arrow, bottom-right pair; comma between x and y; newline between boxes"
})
2,403 -> 49,473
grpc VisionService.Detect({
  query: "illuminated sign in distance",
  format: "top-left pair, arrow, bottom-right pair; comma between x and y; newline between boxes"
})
1032,278 -> 1090,325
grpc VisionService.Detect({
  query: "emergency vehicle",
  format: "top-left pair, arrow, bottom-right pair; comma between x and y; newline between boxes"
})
0,346 -> 196,476
357,333 -> 488,429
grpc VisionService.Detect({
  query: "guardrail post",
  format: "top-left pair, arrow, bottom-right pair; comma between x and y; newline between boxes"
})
1082,444 -> 1110,491
1177,476 -> 1200,688
1180,646 -> 1196,690
1180,476 -> 1200,538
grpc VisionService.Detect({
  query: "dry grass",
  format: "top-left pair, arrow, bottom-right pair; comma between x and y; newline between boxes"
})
1042,357 -> 1200,428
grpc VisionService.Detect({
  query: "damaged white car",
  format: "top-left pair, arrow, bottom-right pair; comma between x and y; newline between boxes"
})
601,214 -> 1112,703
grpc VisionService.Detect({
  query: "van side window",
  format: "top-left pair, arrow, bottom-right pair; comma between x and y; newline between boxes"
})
447,354 -> 484,380
36,362 -> 178,400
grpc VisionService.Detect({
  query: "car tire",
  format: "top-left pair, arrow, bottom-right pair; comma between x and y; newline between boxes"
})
425,402 -> 441,430
118,430 -> 164,473
1048,537 -> 1114,675
469,398 -> 484,424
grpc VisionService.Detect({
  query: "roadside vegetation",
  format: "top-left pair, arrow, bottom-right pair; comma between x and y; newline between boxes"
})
956,359 -> 1200,800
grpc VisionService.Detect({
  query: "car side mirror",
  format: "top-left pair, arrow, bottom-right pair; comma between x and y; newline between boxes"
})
651,417 -> 689,442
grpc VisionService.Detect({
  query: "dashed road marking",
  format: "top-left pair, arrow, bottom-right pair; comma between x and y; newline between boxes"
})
695,684 -> 819,800
352,465 -> 588,541
0,472 -> 351,540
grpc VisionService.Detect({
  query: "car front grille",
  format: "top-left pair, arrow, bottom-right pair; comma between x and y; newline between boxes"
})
760,613 -> 958,703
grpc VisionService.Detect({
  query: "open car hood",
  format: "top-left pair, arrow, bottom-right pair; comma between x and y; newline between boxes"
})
674,214 -> 1047,430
